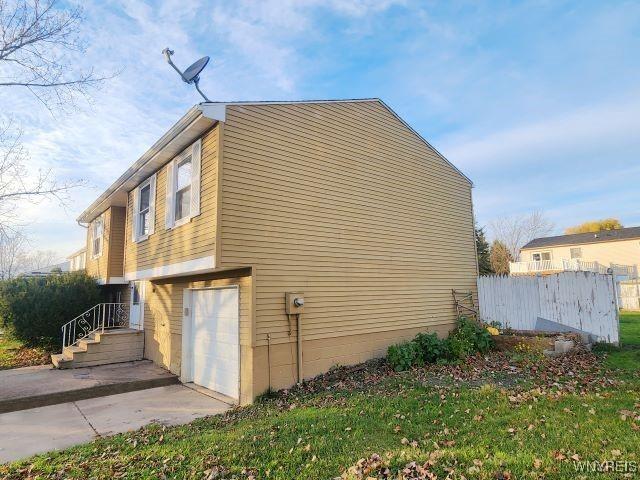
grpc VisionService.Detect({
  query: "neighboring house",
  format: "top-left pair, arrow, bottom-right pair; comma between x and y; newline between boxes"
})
21,261 -> 69,278
67,248 -> 87,272
512,227 -> 640,276
58,99 -> 477,405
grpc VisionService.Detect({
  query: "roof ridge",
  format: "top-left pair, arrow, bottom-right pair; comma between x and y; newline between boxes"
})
523,226 -> 640,249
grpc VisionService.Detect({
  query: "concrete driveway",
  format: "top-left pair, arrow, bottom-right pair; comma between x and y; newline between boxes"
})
0,384 -> 231,464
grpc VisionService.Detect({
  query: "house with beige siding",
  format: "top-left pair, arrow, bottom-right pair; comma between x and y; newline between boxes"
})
52,99 -> 477,405
67,248 -> 87,272
511,227 -> 640,277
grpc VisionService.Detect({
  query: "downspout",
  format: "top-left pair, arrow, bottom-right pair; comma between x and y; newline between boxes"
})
297,313 -> 303,383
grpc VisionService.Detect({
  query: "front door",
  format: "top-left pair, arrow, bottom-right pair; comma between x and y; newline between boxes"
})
129,281 -> 144,329
190,287 -> 239,400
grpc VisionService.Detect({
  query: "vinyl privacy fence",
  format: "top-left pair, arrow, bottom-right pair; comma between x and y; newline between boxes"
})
619,280 -> 640,310
477,272 -> 618,343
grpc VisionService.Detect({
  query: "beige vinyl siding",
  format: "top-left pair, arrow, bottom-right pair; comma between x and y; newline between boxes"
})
107,207 -> 126,279
521,239 -> 640,269
124,124 -> 219,274
85,207 -> 125,281
85,210 -> 107,280
219,101 -> 477,347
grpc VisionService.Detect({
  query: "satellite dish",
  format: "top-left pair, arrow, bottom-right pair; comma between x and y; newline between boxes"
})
162,48 -> 211,102
183,56 -> 210,83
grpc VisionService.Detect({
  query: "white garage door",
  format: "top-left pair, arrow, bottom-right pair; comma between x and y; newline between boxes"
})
191,287 -> 239,400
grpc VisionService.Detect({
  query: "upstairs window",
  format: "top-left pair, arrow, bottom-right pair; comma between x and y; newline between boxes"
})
92,216 -> 104,258
532,252 -> 551,262
139,183 -> 151,236
132,175 -> 156,243
175,156 -> 192,222
570,247 -> 582,259
165,139 -> 202,229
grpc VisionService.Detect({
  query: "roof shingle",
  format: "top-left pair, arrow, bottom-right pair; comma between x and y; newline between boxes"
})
522,226 -> 640,249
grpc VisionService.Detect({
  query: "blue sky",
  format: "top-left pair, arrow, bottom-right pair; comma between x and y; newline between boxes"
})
6,0 -> 640,259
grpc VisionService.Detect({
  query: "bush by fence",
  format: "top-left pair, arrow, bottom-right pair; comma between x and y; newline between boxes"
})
386,317 -> 494,371
0,272 -> 102,346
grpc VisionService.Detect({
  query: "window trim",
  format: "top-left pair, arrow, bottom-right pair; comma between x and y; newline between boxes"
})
165,139 -> 202,230
531,251 -> 552,262
132,174 -> 156,243
173,155 -> 193,227
570,247 -> 582,259
91,215 -> 104,259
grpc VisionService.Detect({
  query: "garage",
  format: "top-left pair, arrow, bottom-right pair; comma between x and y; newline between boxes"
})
185,287 -> 239,401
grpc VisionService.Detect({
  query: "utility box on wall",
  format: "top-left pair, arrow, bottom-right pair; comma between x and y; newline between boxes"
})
285,292 -> 305,314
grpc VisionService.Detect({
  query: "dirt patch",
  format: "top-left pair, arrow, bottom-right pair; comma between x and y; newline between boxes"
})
0,344 -> 52,370
493,334 -> 554,352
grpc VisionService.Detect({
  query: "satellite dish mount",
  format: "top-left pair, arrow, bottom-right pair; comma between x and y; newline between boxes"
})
162,48 -> 211,102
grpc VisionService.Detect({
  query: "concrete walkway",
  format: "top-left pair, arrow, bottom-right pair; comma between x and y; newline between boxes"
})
0,360 -> 178,413
0,384 -> 231,464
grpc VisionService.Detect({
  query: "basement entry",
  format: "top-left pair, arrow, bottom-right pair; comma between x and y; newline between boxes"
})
188,287 -> 239,401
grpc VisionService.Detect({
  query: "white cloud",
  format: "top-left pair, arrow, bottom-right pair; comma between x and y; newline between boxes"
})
4,0 -> 639,262
442,94 -> 640,171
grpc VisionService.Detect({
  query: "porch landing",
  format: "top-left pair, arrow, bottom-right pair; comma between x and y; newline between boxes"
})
0,360 -> 178,414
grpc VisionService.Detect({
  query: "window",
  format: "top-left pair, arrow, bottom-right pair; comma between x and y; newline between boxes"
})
132,175 -> 156,243
165,139 -> 201,229
139,183 -> 151,236
532,252 -> 551,262
132,283 -> 140,305
570,247 -> 582,259
175,156 -> 192,222
92,217 -> 103,258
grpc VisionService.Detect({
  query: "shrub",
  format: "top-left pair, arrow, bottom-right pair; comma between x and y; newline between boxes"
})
387,341 -> 421,371
414,332 -> 448,363
0,272 -> 102,346
454,316 -> 494,354
387,317 -> 496,368
444,333 -> 474,360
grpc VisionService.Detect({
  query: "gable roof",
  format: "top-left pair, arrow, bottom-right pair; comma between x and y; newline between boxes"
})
77,99 -> 471,223
522,226 -> 640,250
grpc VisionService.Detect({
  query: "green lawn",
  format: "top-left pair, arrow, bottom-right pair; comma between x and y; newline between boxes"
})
0,333 -> 52,370
1,323 -> 639,479
601,311 -> 640,371
619,310 -> 640,346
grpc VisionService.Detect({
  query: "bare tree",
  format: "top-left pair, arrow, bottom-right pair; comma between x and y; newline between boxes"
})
490,210 -> 554,261
0,118 -> 81,229
0,228 -> 27,279
0,227 -> 62,278
21,248 -> 58,271
0,0 -> 111,111
0,0 -> 112,229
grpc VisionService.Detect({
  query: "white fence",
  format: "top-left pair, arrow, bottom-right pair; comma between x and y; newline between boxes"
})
477,271 -> 618,343
509,259 -> 637,277
509,259 -> 609,275
620,280 -> 640,310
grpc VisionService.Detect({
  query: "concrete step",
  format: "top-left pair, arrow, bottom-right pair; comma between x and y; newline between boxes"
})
53,328 -> 144,369
64,345 -> 87,355
50,354 -> 72,368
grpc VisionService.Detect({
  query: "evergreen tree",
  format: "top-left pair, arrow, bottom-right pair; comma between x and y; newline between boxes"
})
490,240 -> 513,275
475,225 -> 493,275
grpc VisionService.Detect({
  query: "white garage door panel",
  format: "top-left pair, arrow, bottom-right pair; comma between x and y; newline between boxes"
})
191,288 -> 239,400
